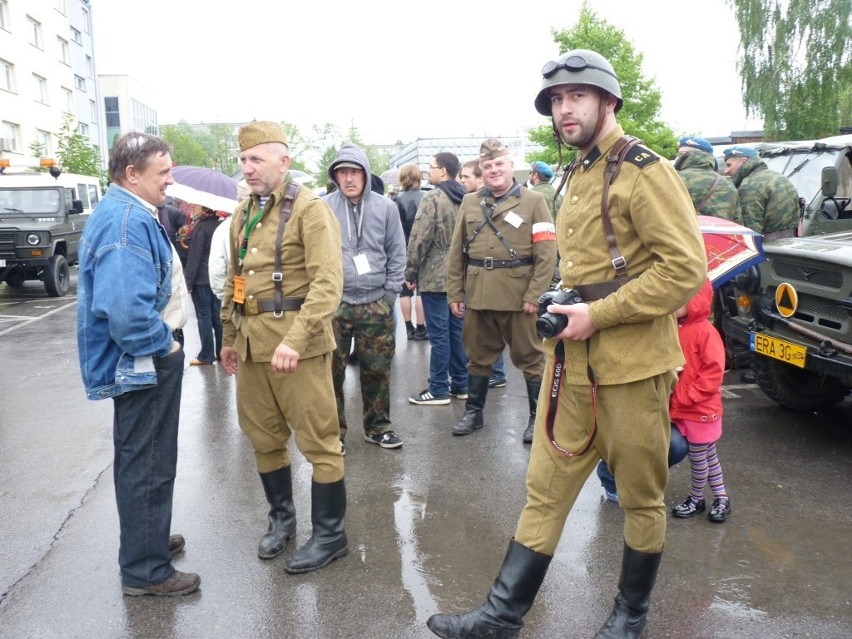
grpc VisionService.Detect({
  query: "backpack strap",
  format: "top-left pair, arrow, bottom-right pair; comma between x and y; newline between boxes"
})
600,135 -> 641,282
272,180 -> 302,316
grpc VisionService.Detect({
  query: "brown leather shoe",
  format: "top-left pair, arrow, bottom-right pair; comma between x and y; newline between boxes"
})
168,534 -> 185,557
189,359 -> 213,366
122,571 -> 200,597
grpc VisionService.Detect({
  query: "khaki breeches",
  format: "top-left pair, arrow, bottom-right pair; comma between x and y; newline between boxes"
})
516,357 -> 676,554
235,352 -> 344,483
462,308 -> 545,380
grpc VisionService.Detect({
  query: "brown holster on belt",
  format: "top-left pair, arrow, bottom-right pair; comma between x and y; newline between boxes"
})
574,135 -> 642,301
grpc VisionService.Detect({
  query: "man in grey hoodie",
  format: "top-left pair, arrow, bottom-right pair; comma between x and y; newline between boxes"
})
324,143 -> 407,451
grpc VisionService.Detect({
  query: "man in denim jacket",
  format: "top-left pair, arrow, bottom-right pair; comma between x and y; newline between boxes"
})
76,132 -> 198,597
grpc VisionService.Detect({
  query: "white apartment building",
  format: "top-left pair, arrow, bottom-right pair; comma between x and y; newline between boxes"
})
0,0 -> 105,167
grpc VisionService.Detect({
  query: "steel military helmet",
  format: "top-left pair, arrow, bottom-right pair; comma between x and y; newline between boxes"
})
534,49 -> 623,116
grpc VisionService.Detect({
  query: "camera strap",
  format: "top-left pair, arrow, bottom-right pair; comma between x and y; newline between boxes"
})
545,340 -> 598,457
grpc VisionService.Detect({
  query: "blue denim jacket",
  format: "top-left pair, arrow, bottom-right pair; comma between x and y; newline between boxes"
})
76,184 -> 175,400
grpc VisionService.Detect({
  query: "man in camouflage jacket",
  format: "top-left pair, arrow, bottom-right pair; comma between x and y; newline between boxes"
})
724,146 -> 799,241
675,136 -> 742,224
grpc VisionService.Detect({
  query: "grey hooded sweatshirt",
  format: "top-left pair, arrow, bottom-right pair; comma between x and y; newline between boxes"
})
324,143 -> 406,306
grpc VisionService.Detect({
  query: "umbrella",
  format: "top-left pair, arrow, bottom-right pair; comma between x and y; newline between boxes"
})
380,168 -> 400,188
166,166 -> 239,214
697,215 -> 766,288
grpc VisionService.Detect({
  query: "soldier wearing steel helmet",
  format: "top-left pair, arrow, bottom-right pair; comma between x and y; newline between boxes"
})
427,49 -> 707,639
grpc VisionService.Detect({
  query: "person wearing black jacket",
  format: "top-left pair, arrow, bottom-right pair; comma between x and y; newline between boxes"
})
183,205 -> 223,365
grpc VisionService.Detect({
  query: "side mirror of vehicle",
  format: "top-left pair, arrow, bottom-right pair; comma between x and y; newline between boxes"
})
70,199 -> 84,214
821,166 -> 838,198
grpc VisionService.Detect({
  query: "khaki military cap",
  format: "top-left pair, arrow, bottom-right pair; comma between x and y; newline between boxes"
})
479,138 -> 509,161
238,121 -> 288,152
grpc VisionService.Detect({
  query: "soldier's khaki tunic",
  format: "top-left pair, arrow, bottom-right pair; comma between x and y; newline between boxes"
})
447,185 -> 557,379
515,127 -> 706,554
222,180 -> 344,482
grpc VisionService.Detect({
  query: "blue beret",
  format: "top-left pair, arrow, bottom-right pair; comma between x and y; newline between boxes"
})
530,161 -> 553,179
723,146 -> 757,159
678,136 -> 713,154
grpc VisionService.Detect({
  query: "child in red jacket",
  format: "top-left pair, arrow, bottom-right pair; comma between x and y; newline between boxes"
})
670,278 -> 732,523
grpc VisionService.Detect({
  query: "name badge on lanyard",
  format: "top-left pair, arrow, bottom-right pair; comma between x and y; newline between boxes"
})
353,253 -> 371,275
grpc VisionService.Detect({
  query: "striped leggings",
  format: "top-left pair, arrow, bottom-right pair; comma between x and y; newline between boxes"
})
688,443 -> 728,500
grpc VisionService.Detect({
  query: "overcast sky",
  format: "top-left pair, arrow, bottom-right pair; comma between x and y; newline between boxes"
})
92,0 -> 759,147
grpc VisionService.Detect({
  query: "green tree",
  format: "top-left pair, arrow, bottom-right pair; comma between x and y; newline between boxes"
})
160,124 -> 209,167
727,0 -> 851,140
527,2 -> 678,168
56,113 -> 102,178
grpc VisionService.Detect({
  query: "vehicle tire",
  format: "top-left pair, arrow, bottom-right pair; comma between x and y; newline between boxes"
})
4,270 -> 26,288
44,254 -> 70,297
752,355 -> 850,411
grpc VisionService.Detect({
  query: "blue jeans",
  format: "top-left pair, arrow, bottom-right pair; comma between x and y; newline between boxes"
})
597,424 -> 689,495
492,352 -> 506,379
112,348 -> 184,587
191,284 -> 223,362
421,292 -> 468,395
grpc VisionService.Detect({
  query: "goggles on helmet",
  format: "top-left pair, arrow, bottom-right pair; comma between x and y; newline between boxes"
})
541,55 -> 617,79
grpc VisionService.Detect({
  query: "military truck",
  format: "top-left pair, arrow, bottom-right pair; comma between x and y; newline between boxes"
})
722,169 -> 852,411
0,161 -> 100,297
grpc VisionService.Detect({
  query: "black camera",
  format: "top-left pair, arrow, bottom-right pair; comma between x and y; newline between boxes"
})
536,288 -> 583,338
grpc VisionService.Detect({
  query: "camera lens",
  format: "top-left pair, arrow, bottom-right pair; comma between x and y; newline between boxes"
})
536,313 -> 567,339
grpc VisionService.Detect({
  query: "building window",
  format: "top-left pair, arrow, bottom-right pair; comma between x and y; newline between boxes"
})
62,86 -> 73,112
28,16 -> 43,49
1,121 -> 19,152
58,36 -> 70,65
33,74 -> 48,104
35,129 -> 50,156
71,26 -> 81,45
1,59 -> 13,92
90,99 -> 97,122
81,7 -> 91,33
78,122 -> 89,137
0,1 -> 9,31
85,54 -> 93,78
55,0 -> 67,16
74,74 -> 85,91
105,96 -> 120,128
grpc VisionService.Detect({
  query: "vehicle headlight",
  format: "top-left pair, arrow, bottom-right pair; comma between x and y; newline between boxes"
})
26,233 -> 41,246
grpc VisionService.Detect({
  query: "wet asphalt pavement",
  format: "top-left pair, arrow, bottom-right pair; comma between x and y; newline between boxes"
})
1,274 -> 851,639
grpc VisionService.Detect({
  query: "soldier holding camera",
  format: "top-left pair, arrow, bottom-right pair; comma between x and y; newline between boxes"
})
429,50 -> 706,639
446,138 -> 557,444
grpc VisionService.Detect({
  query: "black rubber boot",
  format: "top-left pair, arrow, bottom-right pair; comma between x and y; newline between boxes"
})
594,543 -> 663,639
285,479 -> 348,574
426,540 -> 552,639
522,379 -> 541,444
453,375 -> 490,436
257,466 -> 297,559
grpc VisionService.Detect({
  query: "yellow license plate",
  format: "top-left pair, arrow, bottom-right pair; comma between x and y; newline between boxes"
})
751,333 -> 807,368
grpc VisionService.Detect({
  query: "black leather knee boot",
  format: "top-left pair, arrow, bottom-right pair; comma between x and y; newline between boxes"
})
257,466 -> 297,559
426,540 -> 552,639
285,479 -> 348,574
522,379 -> 541,444
453,375 -> 490,436
594,542 -> 663,639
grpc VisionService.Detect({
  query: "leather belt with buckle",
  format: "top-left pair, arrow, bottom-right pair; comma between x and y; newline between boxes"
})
236,298 -> 305,316
467,256 -> 534,269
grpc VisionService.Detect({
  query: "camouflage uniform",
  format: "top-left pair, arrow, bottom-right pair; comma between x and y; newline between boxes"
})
531,181 -> 562,220
675,151 -> 743,224
732,156 -> 799,236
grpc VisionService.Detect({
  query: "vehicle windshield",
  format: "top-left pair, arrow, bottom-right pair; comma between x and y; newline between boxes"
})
762,148 -> 848,208
0,187 -> 63,216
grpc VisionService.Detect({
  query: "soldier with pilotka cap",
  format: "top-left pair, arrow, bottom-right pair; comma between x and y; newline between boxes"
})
220,121 -> 348,574
428,49 -> 706,639
446,137 -> 557,444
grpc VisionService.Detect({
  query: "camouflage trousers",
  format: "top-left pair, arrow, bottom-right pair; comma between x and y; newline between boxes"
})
332,298 -> 396,439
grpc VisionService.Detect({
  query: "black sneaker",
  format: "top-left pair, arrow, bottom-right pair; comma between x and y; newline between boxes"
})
449,388 -> 469,400
672,495 -> 706,518
409,389 -> 451,405
488,375 -> 507,388
708,497 -> 732,523
340,439 -> 346,456
365,431 -> 403,449
412,326 -> 429,341
406,325 -> 416,340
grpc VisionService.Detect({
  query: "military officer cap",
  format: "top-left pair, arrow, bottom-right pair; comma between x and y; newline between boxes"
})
678,136 -> 714,154
479,138 -> 510,161
238,121 -> 289,152
723,146 -> 757,159
535,49 -> 623,116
